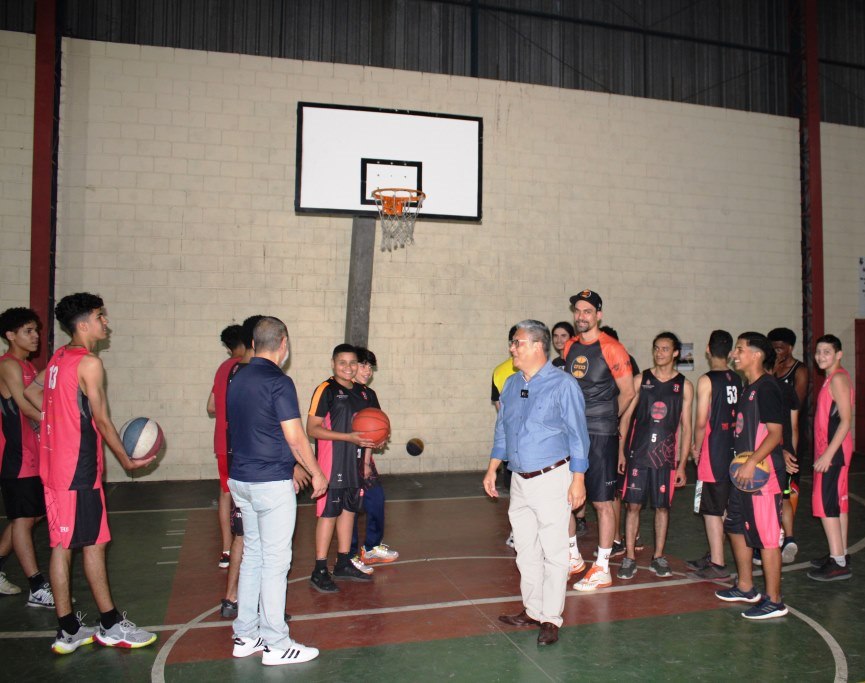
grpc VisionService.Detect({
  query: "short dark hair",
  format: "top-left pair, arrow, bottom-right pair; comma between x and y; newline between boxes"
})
241,315 -> 265,348
0,307 -> 40,339
599,325 -> 618,340
55,293 -> 104,336
253,317 -> 288,353
356,347 -> 377,367
739,331 -> 776,372
220,324 -> 244,351
552,321 -> 575,337
654,331 -> 681,355
707,329 -> 733,359
332,343 -> 357,359
767,327 -> 796,347
816,334 -> 842,352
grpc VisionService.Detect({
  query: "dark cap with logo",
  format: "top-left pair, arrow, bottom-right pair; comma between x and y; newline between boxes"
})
569,289 -> 603,311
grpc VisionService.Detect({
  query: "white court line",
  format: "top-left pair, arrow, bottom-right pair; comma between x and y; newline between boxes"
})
156,561 -> 178,566
161,546 -> 181,550
788,605 -> 848,683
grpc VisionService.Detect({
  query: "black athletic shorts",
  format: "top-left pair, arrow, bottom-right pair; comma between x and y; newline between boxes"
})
318,487 -> 361,518
0,476 -> 46,519
229,498 -> 243,536
620,465 -> 676,509
723,486 -> 782,550
585,433 -> 619,503
698,478 -> 731,517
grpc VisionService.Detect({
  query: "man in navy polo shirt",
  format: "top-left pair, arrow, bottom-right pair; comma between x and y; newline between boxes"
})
227,316 -> 327,666
483,319 -> 589,646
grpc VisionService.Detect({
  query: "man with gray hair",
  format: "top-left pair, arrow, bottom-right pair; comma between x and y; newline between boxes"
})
227,316 -> 328,665
483,320 -> 590,646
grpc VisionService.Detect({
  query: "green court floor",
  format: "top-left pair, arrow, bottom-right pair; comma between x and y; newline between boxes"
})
0,462 -> 863,682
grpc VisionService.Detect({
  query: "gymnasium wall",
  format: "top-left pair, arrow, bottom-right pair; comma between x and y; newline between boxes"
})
0,30 -> 860,482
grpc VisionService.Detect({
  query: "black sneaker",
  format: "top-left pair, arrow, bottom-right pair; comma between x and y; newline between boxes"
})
685,552 -> 711,571
333,562 -> 373,582
220,599 -> 238,618
809,553 -> 851,569
576,517 -> 589,537
609,540 -> 626,558
807,558 -> 852,582
310,568 -> 339,593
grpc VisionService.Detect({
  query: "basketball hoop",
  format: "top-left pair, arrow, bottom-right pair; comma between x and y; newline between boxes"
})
372,188 -> 426,251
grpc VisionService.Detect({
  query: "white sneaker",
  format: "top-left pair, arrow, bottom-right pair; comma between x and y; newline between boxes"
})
573,564 -> 612,591
262,641 -> 320,665
569,554 -> 586,575
0,572 -> 21,595
233,635 -> 266,658
51,612 -> 98,655
361,544 -> 399,564
351,555 -> 374,575
782,541 -> 798,564
27,582 -> 55,608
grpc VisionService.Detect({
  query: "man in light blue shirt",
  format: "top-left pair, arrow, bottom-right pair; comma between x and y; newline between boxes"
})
483,320 -> 589,646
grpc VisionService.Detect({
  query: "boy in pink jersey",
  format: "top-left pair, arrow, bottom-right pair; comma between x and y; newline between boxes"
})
807,334 -> 854,582
0,308 -> 52,606
27,293 -> 157,654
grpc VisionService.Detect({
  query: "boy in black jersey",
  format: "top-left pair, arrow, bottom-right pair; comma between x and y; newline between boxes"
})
307,345 -> 376,592
686,330 -> 741,579
617,332 -> 693,580
716,333 -> 787,620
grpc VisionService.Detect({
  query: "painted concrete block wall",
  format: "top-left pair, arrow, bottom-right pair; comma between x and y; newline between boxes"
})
4,29 -> 852,482
822,123 -> 865,389
0,31 -> 34,311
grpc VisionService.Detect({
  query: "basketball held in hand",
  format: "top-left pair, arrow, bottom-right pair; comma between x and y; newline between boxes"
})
352,408 -> 391,447
729,452 -> 770,492
119,417 -> 165,460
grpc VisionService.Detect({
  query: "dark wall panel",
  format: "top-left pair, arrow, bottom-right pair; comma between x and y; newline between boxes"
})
0,0 -> 862,127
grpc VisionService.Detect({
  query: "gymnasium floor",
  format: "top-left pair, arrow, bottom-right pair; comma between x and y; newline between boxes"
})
0,461 -> 863,683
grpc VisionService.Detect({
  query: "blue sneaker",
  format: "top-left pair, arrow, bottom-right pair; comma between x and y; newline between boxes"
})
741,598 -> 788,620
715,585 -> 762,603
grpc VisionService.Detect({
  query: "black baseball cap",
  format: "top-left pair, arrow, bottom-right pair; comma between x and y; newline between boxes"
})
569,289 -> 603,311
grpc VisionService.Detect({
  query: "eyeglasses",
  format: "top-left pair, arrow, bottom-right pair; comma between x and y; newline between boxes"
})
508,339 -> 535,348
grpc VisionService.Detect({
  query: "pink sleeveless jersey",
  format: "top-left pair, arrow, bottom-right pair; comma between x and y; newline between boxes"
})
40,346 -> 104,491
0,353 -> 40,478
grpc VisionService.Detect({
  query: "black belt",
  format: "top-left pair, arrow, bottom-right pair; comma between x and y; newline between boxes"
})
517,457 -> 570,480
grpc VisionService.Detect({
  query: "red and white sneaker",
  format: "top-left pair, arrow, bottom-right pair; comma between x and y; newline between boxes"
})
573,564 -> 612,591
361,544 -> 399,564
569,554 -> 586,575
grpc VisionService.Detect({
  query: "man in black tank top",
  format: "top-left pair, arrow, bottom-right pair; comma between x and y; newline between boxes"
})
767,328 -> 808,565
616,333 -> 693,581
686,330 -> 741,579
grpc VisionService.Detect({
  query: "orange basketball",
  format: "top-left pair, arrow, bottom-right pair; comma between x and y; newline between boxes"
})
352,407 -> 391,447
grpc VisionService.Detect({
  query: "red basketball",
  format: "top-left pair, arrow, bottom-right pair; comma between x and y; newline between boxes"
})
351,407 -> 391,447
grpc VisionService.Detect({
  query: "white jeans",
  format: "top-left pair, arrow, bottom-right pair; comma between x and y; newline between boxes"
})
228,478 -> 296,649
508,463 -> 571,627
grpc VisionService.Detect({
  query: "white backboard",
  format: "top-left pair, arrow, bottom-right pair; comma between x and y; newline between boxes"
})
295,103 -> 482,221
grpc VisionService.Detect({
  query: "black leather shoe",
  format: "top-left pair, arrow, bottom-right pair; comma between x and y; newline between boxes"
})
498,610 -> 541,627
537,622 -> 559,645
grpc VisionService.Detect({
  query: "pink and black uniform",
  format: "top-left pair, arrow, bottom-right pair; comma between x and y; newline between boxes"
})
723,374 -> 784,549
0,353 -> 45,519
620,370 -> 686,509
39,346 -> 110,549
812,368 -> 854,518
308,378 -> 368,517
212,356 -> 241,494
563,332 -> 632,502
696,370 -> 741,516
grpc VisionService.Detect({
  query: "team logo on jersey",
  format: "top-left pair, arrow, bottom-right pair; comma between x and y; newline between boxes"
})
673,383 -> 681,393
571,356 -> 588,379
749,390 -> 756,401
650,401 -> 667,420
360,390 -> 368,400
735,413 -> 744,435
632,468 -> 638,477
660,484 -> 666,493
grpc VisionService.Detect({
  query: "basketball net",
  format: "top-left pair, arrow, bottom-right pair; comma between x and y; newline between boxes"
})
372,188 -> 426,251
